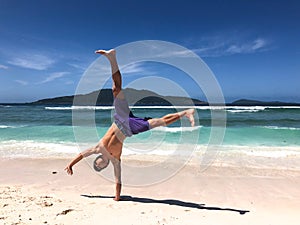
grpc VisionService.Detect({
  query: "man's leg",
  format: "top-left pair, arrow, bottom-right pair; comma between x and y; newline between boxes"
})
148,108 -> 195,128
95,49 -> 124,98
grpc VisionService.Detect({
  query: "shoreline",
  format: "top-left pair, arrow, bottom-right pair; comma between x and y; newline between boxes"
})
0,140 -> 300,158
1,157 -> 300,224
1,144 -> 300,172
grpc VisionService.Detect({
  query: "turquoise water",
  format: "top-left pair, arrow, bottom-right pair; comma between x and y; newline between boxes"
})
0,104 -> 300,157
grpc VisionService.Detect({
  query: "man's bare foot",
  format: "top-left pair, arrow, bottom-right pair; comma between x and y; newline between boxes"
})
185,109 -> 195,127
113,196 -> 120,201
95,49 -> 116,61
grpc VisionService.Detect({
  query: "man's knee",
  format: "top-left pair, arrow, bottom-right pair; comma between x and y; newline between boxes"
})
112,86 -> 122,98
148,118 -> 165,128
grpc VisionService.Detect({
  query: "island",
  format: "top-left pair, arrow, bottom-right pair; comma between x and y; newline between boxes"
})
13,88 -> 300,107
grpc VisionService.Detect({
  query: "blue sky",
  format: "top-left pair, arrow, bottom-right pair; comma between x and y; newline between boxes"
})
0,0 -> 299,103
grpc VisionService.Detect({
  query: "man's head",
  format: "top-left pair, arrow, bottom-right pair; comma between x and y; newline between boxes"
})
93,154 -> 110,172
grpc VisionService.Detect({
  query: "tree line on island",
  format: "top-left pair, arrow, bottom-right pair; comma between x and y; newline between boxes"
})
28,88 -> 300,106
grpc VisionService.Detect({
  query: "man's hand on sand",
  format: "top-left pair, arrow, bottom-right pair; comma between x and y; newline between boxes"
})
65,165 -> 73,175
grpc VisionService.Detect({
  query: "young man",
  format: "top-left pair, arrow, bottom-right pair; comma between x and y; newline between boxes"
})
65,49 -> 195,201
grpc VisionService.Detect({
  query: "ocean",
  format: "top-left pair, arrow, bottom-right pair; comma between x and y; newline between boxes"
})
1,104 -> 300,161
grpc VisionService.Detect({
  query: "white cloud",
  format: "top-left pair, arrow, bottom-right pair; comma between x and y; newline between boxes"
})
155,49 -> 195,58
68,63 -> 88,72
65,80 -> 74,85
0,64 -> 8,69
148,37 -> 269,59
15,80 -> 28,85
8,54 -> 55,70
180,34 -> 271,58
226,38 -> 267,54
121,63 -> 148,74
252,38 -> 266,50
39,72 -> 69,84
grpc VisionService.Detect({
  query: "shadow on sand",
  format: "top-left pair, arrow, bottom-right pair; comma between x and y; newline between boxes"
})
81,194 -> 249,215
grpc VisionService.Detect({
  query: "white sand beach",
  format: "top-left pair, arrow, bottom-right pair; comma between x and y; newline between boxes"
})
1,155 -> 300,225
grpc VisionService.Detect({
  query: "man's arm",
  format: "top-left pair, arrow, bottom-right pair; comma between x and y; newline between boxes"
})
65,153 -> 83,175
65,145 -> 102,175
111,158 -> 122,201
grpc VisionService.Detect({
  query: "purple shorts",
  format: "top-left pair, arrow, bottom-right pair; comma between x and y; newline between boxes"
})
113,98 -> 150,137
